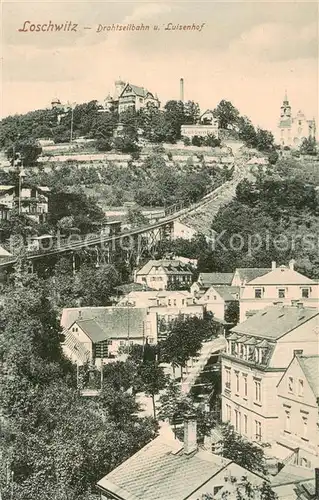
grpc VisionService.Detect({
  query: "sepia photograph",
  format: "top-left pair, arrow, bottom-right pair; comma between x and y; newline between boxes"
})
0,0 -> 318,499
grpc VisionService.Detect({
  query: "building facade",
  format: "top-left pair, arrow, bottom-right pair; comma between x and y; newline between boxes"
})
239,261 -> 318,323
135,259 -> 194,291
277,355 -> 319,468
278,93 -> 316,147
221,305 -> 319,454
103,80 -> 160,114
0,185 -> 50,223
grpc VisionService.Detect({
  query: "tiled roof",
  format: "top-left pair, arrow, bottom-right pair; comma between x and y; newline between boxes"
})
136,260 -> 193,276
212,286 -> 240,301
61,307 -> 147,339
75,319 -> 107,343
232,305 -> 318,340
97,427 -> 232,500
298,355 -> 319,398
271,464 -> 314,487
235,268 -> 270,283
199,273 -> 234,286
247,267 -> 315,286
120,84 -> 156,99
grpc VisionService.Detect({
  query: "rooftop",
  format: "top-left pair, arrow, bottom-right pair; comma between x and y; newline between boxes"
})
235,268 -> 270,283
97,426 -> 233,500
62,306 -> 148,339
247,266 -> 315,286
136,259 -> 193,276
297,355 -> 319,398
198,272 -> 234,286
232,305 -> 318,341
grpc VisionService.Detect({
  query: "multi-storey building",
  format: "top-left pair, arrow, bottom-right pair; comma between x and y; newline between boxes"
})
278,93 -> 316,147
197,285 -> 239,321
0,184 -> 50,224
135,259 -> 194,291
103,80 -> 160,114
221,304 -> 319,457
240,261 -> 318,322
277,355 -> 319,468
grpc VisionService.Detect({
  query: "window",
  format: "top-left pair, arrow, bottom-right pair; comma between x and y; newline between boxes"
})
225,368 -> 231,389
148,337 -> 154,344
254,288 -> 262,299
182,299 -> 185,305
254,380 -> 261,403
168,299 -> 171,306
226,404 -> 231,422
214,295 -> 217,300
235,410 -> 241,432
278,288 -> 286,298
235,372 -> 240,393
285,411 -> 291,432
294,349 -> 303,356
244,414 -> 248,434
255,420 -> 262,441
298,379 -> 304,397
288,377 -> 294,393
302,417 -> 308,439
243,374 -> 248,397
107,340 -> 112,346
120,340 -> 125,346
301,288 -> 309,298
173,299 -> 177,306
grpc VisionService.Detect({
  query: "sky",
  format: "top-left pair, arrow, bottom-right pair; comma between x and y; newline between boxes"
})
1,0 -> 318,137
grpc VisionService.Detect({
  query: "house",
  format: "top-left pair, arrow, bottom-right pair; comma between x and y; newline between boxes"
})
96,416 -> 266,500
0,184 -> 50,224
197,286 -> 239,322
239,261 -> 318,322
135,259 -> 194,291
191,273 -> 234,297
103,80 -> 160,114
276,355 -> 319,469
61,306 -> 158,366
116,290 -> 204,342
221,304 -> 319,458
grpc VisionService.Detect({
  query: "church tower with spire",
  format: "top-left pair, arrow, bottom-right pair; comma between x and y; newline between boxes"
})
279,91 -> 292,146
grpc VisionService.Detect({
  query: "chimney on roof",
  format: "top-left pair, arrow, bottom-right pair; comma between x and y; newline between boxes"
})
289,259 -> 295,271
315,468 -> 319,499
272,261 -> 276,271
184,413 -> 197,455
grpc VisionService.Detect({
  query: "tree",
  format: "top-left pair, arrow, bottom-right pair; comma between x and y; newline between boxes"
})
138,361 -> 168,418
202,479 -> 277,500
219,423 -> 268,474
160,315 -> 214,379
74,263 -> 119,306
158,380 -> 215,442
183,101 -> 200,124
299,136 -> 317,155
6,140 -> 42,167
255,128 -> 275,153
213,100 -> 240,129
238,116 -> 258,148
126,206 -> 148,228
164,100 -> 185,141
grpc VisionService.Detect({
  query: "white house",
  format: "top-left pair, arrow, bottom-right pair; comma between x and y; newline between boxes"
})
0,184 -> 50,223
221,304 -> 319,462
61,306 -> 157,366
239,261 -> 318,322
197,285 -> 239,321
277,355 -> 319,469
135,259 -> 194,291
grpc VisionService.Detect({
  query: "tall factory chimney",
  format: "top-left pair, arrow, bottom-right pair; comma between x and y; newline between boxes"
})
180,78 -> 184,102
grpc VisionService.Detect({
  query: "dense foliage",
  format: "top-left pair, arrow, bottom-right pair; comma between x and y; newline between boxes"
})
0,273 -> 157,500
